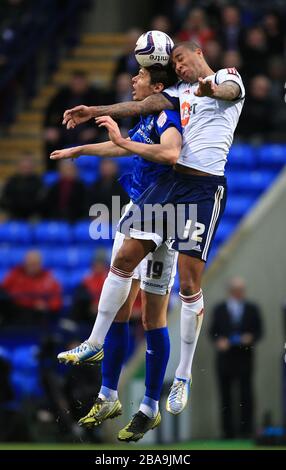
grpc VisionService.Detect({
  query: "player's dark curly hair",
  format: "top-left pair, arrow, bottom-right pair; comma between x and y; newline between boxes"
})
146,64 -> 177,89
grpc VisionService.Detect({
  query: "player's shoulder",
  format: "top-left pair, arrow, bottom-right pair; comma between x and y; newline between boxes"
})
214,67 -> 243,84
156,109 -> 181,129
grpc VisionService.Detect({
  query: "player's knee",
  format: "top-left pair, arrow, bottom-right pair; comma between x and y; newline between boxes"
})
113,248 -> 136,272
180,279 -> 200,297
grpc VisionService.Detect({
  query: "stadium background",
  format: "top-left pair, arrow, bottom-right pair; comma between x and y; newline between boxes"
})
0,0 -> 286,450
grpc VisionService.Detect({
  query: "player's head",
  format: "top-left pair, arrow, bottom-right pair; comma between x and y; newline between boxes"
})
132,65 -> 177,101
171,41 -> 209,83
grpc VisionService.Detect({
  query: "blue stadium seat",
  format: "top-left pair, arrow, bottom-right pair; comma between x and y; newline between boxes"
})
227,171 -> 277,194
0,268 -> 8,281
73,221 -> 94,244
228,144 -> 257,169
75,155 -> 99,169
79,170 -> 98,185
52,268 -> 88,293
0,221 -> 32,244
215,220 -> 236,243
0,248 -> 14,268
0,247 -> 26,268
257,144 -> 286,168
49,247 -> 93,268
33,221 -> 72,244
225,195 -> 256,219
42,171 -> 59,186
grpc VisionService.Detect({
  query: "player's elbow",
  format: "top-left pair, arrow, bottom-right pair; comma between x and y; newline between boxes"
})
168,149 -> 180,165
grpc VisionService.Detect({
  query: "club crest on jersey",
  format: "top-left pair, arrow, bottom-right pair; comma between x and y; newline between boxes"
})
157,111 -> 167,128
227,67 -> 238,76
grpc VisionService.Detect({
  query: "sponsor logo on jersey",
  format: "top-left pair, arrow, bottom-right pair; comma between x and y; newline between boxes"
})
157,111 -> 167,128
181,101 -> 191,127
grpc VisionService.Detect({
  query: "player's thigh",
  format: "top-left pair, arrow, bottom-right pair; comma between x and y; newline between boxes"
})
140,242 -> 178,296
141,291 -> 170,330
115,279 -> 141,322
113,237 -> 156,272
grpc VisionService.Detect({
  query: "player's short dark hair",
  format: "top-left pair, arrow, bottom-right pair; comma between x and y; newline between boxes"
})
146,64 -> 177,89
172,41 -> 202,53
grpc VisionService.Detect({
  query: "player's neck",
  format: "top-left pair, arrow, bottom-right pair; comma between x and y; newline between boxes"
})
199,65 -> 215,79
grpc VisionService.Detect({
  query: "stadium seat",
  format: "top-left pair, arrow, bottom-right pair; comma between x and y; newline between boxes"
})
73,220 -> 112,246
52,268 -> 88,293
42,171 -> 59,186
225,195 -> 257,219
0,247 -> 26,268
33,221 -> 72,244
73,221 -> 93,244
75,155 -> 99,169
79,170 -> 98,185
48,247 -> 93,268
0,221 -> 32,244
257,144 -> 286,168
215,220 -> 236,243
227,171 -> 277,194
0,268 -> 8,281
227,144 -> 257,169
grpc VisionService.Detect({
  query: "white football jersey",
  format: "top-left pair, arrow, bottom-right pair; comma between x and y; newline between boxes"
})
162,68 -> 245,176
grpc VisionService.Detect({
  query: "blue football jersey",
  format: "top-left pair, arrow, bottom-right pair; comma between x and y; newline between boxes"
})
119,110 -> 182,202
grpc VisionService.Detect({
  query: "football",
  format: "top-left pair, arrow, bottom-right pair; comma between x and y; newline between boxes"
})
134,30 -> 174,67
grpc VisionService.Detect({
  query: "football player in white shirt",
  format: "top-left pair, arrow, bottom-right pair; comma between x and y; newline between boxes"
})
62,41 -> 245,420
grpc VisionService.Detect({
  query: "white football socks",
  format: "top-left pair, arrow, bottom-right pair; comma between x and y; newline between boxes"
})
88,267 -> 133,347
175,290 -> 204,381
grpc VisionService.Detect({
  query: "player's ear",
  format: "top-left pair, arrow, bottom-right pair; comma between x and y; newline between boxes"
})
153,82 -> 164,93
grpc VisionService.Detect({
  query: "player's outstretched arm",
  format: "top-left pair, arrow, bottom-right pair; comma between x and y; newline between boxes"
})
96,116 -> 182,165
62,93 -> 174,130
50,140 -> 132,161
194,78 -> 241,101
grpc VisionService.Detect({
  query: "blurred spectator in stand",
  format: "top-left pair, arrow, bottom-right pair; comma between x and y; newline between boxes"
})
176,7 -> 215,47
241,27 -> 268,79
105,72 -> 134,136
222,50 -> 243,72
150,15 -> 172,36
267,56 -> 286,101
112,28 -> 141,81
87,159 -> 129,220
38,333 -> 101,441
168,0 -> 191,33
0,351 -> 32,442
71,250 -> 109,324
1,250 -> 62,326
237,75 -> 274,141
42,160 -> 87,221
43,70 -> 104,170
219,5 -> 243,51
0,153 -> 43,219
262,11 -> 285,56
209,277 -> 263,439
203,39 -> 222,70
267,57 -> 286,140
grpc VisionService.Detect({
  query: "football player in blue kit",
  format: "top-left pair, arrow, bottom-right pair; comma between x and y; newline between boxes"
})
51,65 -> 182,441
61,41 -> 245,434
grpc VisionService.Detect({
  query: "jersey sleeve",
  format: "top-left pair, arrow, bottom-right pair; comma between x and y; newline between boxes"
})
214,68 -> 245,100
154,109 -> 182,137
161,83 -> 180,110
